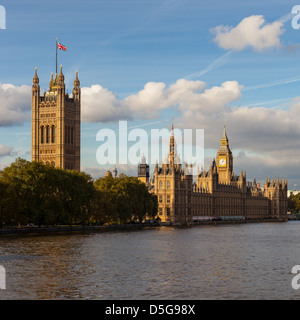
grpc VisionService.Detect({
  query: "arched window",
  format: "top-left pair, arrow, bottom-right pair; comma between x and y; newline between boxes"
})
65,125 -> 67,144
51,125 -> 55,143
51,161 -> 55,167
71,127 -> 74,145
46,126 -> 50,143
41,126 -> 44,144
159,181 -> 163,190
68,126 -> 70,144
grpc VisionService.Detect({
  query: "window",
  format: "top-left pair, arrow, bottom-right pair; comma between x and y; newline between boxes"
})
167,195 -> 170,204
51,125 -> 55,143
167,207 -> 171,216
159,208 -> 163,216
41,126 -> 44,144
167,181 -> 170,190
71,127 -> 74,145
68,126 -> 70,144
159,181 -> 163,190
46,126 -> 50,143
159,195 -> 163,204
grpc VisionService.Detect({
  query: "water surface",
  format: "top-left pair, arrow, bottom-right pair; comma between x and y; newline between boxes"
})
0,222 -> 300,299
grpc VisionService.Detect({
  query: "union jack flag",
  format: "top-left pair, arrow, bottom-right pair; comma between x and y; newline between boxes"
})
57,42 -> 67,51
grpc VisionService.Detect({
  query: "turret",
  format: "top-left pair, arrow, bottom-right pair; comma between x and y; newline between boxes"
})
138,156 -> 150,185
57,65 -> 65,89
49,72 -> 54,89
33,67 -> 39,85
32,67 -> 40,94
32,67 -> 40,100
169,122 -> 175,165
73,70 -> 80,101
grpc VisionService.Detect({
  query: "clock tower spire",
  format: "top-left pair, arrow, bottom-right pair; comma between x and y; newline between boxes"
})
216,125 -> 233,184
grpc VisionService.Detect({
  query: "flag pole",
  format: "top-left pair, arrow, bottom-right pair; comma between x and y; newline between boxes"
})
56,38 -> 58,75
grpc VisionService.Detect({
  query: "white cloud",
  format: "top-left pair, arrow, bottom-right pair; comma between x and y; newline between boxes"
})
123,82 -> 169,119
81,78 -> 239,122
177,96 -> 300,152
0,145 -> 13,158
211,15 -> 284,52
0,84 -> 31,126
176,80 -> 242,113
1,78 -> 298,185
81,85 -> 131,123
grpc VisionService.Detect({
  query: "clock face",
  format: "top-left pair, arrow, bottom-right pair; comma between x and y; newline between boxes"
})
219,158 -> 226,166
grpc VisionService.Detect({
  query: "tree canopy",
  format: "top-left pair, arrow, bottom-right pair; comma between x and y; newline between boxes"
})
289,193 -> 300,213
94,174 -> 158,224
0,158 -> 157,228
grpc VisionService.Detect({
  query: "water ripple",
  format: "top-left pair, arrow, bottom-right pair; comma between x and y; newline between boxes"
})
0,222 -> 300,299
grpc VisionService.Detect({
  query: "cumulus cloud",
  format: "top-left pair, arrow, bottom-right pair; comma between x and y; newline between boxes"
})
211,15 -> 285,52
81,78 -> 239,122
123,82 -> 170,119
82,78 -> 300,173
177,95 -> 300,153
0,145 -> 14,158
233,151 -> 300,188
0,84 -> 31,126
0,78 -> 297,185
81,85 -> 132,123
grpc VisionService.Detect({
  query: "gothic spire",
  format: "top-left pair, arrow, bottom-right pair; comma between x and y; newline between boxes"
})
169,123 -> 175,165
33,67 -> 39,84
222,124 -> 228,142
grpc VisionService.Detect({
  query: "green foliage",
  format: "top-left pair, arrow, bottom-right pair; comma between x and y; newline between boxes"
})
0,158 -> 158,227
0,158 -> 94,227
289,193 -> 300,213
94,175 -> 158,224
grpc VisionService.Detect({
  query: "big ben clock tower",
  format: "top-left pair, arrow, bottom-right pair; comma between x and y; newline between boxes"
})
216,125 -> 233,184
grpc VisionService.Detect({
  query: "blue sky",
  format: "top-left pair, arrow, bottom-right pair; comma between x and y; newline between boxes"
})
1,0 -> 300,188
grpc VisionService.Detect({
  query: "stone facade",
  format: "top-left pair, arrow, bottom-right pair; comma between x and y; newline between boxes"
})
138,125 -> 288,224
31,66 -> 81,171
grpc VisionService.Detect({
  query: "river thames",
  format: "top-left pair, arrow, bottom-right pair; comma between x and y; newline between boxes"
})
0,221 -> 300,300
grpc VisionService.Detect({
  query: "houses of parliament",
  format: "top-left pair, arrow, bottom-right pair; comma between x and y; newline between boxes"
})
31,66 -> 80,170
31,67 -> 288,224
138,125 -> 288,224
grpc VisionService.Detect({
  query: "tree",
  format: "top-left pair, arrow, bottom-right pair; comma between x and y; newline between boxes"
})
62,170 -> 95,225
94,175 -> 158,224
91,189 -> 118,225
0,158 -> 95,226
0,158 -> 158,227
289,193 -> 300,213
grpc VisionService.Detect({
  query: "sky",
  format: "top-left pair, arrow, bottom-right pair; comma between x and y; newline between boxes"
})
0,0 -> 300,189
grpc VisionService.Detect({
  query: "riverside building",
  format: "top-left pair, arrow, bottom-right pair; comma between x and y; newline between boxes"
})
138,125 -> 288,224
31,66 -> 81,170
